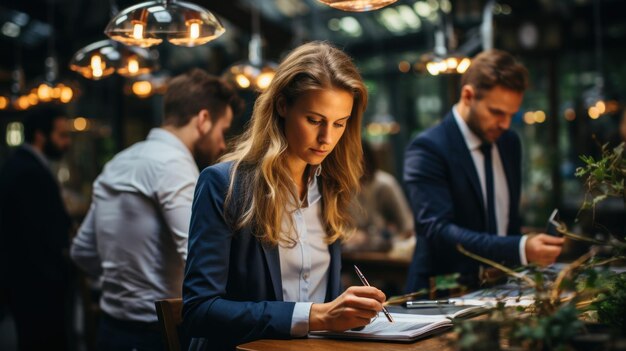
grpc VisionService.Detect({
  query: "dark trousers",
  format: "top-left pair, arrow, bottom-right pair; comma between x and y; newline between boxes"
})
97,313 -> 164,351
7,282 -> 69,351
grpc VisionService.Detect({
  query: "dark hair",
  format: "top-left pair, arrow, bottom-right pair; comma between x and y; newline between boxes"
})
23,105 -> 66,143
163,68 -> 244,127
461,49 -> 529,99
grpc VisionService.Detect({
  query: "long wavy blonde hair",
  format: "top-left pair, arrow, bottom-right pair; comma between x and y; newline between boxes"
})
221,41 -> 367,246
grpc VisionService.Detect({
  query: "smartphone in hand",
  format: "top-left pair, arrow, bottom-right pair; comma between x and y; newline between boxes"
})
545,208 -> 561,237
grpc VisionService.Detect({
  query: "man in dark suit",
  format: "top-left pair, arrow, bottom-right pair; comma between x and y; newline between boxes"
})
0,105 -> 72,351
404,50 -> 565,292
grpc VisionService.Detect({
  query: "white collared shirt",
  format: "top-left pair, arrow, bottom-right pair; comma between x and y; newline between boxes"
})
452,106 -> 528,264
278,166 -> 330,336
71,128 -> 199,322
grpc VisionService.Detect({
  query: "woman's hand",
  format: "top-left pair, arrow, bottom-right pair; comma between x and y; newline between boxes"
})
308,286 -> 386,331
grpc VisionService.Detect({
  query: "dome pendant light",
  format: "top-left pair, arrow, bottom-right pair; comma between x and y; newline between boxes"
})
104,0 -> 225,47
316,0 -> 398,12
69,39 -> 158,80
222,5 -> 276,91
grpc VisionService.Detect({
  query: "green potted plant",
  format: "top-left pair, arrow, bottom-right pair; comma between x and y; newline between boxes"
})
452,143 -> 626,350
575,142 -> 626,242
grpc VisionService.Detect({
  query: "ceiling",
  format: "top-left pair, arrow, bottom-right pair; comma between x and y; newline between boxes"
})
1,0 -> 626,92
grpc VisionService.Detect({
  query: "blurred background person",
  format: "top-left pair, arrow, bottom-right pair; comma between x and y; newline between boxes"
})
70,69 -> 243,351
404,50 -> 564,292
0,105 -> 73,351
343,140 -> 415,260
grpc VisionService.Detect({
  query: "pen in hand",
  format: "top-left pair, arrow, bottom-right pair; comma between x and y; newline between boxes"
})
353,265 -> 394,323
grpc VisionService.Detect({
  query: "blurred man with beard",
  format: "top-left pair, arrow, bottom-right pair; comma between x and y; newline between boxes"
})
70,69 -> 243,351
0,105 -> 72,351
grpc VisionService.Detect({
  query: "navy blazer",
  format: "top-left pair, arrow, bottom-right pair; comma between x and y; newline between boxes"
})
182,162 -> 342,350
0,147 -> 71,285
403,112 -> 522,292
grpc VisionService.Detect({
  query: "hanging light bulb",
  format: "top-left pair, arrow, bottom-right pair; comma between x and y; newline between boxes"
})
222,6 -> 276,92
132,20 -> 145,41
223,34 -> 277,92
69,39 -> 158,80
70,41 -> 117,80
0,96 -> 8,110
317,0 -> 398,12
30,0 -> 75,106
188,19 -> 201,40
456,57 -> 471,73
117,51 -> 155,77
105,0 -> 225,47
91,55 -> 105,78
15,96 -> 30,110
132,80 -> 153,97
128,57 -> 140,74
417,12 -> 471,76
234,72 -> 252,89
27,93 -> 39,106
60,85 -> 74,103
37,83 -> 53,101
256,69 -> 275,91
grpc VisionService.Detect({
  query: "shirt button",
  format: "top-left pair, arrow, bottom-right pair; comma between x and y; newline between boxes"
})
303,273 -> 309,280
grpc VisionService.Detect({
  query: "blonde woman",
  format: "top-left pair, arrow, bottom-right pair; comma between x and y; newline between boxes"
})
182,41 -> 385,350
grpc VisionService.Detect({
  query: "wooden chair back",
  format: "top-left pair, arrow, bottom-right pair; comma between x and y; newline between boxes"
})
155,298 -> 183,351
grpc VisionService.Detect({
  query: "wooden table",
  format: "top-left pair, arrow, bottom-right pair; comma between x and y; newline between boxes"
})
237,333 -> 454,351
237,254 -> 454,351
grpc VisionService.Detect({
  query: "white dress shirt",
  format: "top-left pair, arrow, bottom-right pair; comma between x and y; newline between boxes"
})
71,128 -> 199,322
278,166 -> 330,336
452,107 -> 528,264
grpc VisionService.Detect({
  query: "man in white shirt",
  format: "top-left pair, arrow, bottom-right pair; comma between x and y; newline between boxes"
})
404,50 -> 564,292
70,69 -> 243,351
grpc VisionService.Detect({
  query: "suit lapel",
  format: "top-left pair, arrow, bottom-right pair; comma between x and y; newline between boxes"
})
261,243 -> 284,301
444,114 -> 485,211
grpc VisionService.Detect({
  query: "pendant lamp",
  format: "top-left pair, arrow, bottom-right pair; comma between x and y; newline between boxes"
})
316,0 -> 397,12
104,0 -> 225,47
223,34 -> 277,91
222,5 -> 276,91
419,3 -> 471,76
25,0 -> 77,107
69,39 -> 158,80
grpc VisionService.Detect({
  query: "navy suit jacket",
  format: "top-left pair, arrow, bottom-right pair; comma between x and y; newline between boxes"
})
403,112 -> 523,292
0,147 -> 71,287
182,162 -> 342,350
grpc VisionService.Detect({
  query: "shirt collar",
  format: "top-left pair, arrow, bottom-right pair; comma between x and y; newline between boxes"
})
147,128 -> 195,163
452,105 -> 483,151
287,165 -> 323,210
306,166 -> 322,207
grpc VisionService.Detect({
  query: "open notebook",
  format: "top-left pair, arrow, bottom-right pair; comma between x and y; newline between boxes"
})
309,304 -> 487,342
